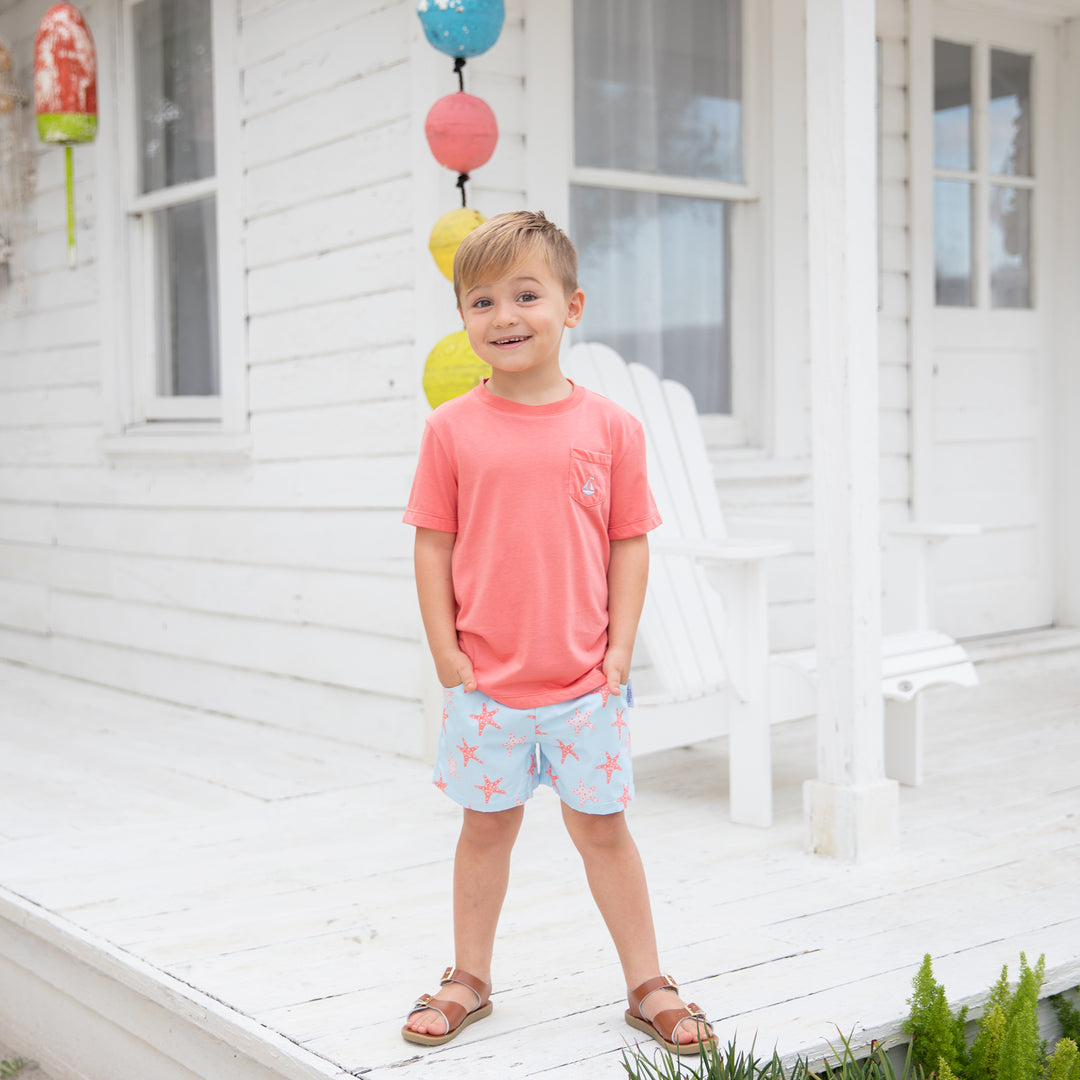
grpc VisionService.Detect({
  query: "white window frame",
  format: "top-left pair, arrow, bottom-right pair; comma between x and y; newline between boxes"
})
100,0 -> 248,459
526,0 -> 773,451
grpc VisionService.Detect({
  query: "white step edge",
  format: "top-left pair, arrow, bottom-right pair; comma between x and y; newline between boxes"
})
0,886 -> 354,1080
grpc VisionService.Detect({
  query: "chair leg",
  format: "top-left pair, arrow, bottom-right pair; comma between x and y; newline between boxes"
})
884,697 -> 924,786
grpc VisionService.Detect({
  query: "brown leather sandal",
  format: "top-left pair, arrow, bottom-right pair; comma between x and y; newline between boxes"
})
625,974 -> 717,1055
401,966 -> 493,1046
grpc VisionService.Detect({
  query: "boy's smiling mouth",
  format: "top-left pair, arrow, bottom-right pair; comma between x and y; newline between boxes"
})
491,335 -> 531,346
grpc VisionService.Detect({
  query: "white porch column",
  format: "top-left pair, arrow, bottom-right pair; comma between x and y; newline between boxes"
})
803,0 -> 899,859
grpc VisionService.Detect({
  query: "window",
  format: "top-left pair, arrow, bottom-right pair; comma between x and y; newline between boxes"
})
569,0 -> 747,418
110,0 -> 244,442
933,38 -> 1034,309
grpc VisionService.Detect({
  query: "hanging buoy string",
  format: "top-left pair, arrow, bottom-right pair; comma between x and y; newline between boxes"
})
454,56 -> 466,92
65,145 -> 76,266
456,173 -> 469,208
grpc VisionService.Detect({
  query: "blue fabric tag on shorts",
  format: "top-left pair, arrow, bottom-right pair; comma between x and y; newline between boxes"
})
626,678 -> 634,708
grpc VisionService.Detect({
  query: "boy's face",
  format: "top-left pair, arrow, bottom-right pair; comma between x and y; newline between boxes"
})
458,254 -> 585,387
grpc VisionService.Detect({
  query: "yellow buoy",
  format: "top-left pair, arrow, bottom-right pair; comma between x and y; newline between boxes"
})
429,207 -> 486,281
422,329 -> 491,409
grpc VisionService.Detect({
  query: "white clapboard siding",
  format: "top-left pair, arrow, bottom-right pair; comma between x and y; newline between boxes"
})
0,301 -> 100,353
0,347 -> 100,391
16,264 -> 100,312
242,4 -> 408,112
248,348 -> 414,412
0,580 -> 50,635
0,546 -> 419,641
0,629 -> 426,755
245,183 -> 413,269
250,400 -> 420,461
0,386 -> 102,428
248,241 -> 412,319
240,0 -> 399,67
247,290 -> 415,364
0,455 -> 417,511
42,507 -> 410,568
243,63 -> 409,168
245,121 -> 411,221
47,593 -> 419,699
0,427 -> 101,467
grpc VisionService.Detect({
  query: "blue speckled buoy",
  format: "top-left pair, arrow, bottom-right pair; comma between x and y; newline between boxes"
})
416,0 -> 505,59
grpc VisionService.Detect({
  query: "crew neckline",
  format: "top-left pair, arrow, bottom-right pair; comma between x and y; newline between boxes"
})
477,378 -> 585,415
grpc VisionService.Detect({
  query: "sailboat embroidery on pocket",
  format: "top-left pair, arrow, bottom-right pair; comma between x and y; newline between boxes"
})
581,477 -> 596,498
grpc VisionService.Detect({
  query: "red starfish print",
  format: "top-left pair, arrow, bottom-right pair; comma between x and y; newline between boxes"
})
596,685 -> 611,707
441,706 -> 449,732
567,708 -> 595,735
574,779 -> 600,808
443,688 -> 455,708
545,764 -> 559,792
471,702 -> 502,735
458,738 -> 482,768
617,784 -> 632,810
447,753 -> 459,779
527,753 -> 537,777
557,739 -> 579,763
531,716 -> 547,736
501,732 -> 527,755
595,750 -> 622,783
611,708 -> 628,740
433,774 -> 447,792
474,774 -> 507,804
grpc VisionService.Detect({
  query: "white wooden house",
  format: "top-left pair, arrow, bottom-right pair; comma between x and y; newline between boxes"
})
1,0 -> 1078,855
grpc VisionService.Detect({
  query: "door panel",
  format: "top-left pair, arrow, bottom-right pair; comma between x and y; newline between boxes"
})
926,7 -> 1055,637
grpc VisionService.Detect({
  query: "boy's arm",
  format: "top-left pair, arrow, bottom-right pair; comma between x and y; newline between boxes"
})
414,527 -> 477,692
603,533 -> 649,695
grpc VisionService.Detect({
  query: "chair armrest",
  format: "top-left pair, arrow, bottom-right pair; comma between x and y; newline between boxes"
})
889,522 -> 982,542
652,537 -> 793,562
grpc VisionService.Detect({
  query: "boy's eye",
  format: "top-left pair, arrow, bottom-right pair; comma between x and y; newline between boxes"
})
517,292 -> 537,302
472,298 -> 492,308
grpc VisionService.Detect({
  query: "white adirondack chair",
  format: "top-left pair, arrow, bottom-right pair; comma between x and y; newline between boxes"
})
565,341 -> 979,825
565,342 -> 791,827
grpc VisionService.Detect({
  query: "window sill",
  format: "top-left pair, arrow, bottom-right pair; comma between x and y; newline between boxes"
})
710,451 -> 812,484
103,427 -> 253,467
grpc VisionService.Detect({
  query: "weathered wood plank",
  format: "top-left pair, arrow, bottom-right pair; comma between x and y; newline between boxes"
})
250,398 -> 420,460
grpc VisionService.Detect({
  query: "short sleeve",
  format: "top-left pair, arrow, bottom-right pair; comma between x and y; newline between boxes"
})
403,421 -> 458,533
607,419 -> 662,540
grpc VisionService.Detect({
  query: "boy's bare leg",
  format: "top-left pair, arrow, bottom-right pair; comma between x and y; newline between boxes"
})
560,804 -> 712,1045
405,805 -> 525,1035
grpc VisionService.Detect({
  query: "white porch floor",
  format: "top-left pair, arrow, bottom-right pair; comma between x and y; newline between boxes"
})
0,642 -> 1078,1079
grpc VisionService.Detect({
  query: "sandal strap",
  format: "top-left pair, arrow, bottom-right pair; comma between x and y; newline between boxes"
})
653,1004 -> 713,1045
627,974 -> 678,1016
439,966 -> 491,1009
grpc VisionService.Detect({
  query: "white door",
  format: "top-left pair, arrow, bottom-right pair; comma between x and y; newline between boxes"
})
923,7 -> 1057,637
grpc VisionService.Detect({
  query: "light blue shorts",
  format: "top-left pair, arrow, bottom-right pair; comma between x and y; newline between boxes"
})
432,683 -> 635,815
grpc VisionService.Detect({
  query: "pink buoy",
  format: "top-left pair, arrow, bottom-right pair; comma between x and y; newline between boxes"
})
33,3 -> 97,266
425,91 -> 497,175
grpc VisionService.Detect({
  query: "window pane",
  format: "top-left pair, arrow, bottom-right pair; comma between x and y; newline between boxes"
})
574,0 -> 742,182
989,49 -> 1031,177
571,186 -> 731,413
154,197 -> 219,395
135,0 -> 215,193
934,39 -> 972,171
990,185 -> 1031,308
934,179 -> 973,306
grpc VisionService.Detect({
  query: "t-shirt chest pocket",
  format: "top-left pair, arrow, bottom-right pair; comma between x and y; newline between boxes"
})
569,448 -> 611,508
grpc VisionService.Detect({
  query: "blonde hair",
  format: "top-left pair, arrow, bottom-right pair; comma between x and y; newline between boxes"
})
453,210 -> 578,307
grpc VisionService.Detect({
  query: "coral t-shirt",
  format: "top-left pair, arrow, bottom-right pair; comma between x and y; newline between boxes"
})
403,380 -> 662,707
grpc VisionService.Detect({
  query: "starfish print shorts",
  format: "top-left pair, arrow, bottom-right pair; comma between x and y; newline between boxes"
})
432,683 -> 635,815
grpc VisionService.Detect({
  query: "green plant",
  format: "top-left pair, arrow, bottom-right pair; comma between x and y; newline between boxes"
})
1044,1039 -> 1079,1080
1051,989 -> 1080,1046
968,953 -> 1046,1080
0,1059 -> 31,1079
905,954 -> 969,1077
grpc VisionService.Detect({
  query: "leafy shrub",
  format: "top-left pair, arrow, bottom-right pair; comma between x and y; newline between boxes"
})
1044,1039 -> 1079,1080
905,954 -> 968,1076
1051,990 -> 1080,1046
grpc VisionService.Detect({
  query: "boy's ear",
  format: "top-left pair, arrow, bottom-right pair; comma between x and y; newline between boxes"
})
564,288 -> 585,329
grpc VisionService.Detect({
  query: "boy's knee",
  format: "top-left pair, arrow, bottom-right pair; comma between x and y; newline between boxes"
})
562,806 -> 627,852
460,806 -> 524,849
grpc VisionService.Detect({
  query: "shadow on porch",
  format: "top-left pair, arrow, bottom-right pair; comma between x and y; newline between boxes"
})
0,633 -> 1078,1079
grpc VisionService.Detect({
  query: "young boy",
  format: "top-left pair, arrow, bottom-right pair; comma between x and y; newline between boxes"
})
401,211 -> 716,1055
